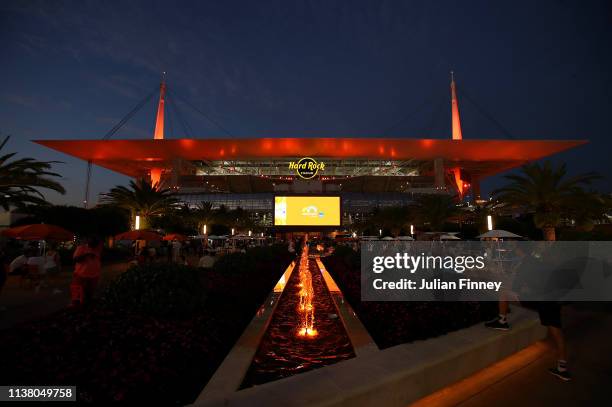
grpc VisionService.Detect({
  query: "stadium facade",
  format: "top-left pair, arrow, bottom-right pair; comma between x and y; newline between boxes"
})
35,77 -> 585,227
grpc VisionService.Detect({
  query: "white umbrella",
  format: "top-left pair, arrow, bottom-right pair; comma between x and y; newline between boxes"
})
477,230 -> 522,239
440,234 -> 461,240
382,236 -> 395,240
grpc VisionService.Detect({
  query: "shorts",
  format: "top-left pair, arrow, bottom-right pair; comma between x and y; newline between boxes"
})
522,301 -> 562,328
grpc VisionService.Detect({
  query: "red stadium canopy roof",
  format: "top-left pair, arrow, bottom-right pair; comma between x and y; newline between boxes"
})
34,138 -> 586,178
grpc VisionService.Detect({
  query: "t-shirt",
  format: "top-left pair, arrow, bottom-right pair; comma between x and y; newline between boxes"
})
45,252 -> 59,270
73,244 -> 102,278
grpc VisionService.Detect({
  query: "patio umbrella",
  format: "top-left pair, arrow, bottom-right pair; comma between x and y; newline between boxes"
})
1,224 -> 74,241
163,233 -> 188,241
115,230 -> 163,241
440,234 -> 461,240
477,230 -> 523,239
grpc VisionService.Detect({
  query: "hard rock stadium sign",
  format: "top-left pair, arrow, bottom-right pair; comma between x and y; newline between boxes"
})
288,157 -> 326,180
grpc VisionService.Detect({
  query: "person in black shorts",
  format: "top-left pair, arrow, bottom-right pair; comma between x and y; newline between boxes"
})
485,245 -> 571,381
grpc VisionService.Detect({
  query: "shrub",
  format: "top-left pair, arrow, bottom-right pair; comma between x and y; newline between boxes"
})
102,263 -> 206,318
212,244 -> 290,275
323,247 -> 496,348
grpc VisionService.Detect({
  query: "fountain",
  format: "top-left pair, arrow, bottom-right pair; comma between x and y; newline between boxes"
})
241,238 -> 355,387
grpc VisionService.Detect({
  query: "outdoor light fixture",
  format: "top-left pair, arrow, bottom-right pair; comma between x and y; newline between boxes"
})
248,230 -> 252,237
379,229 -> 382,236
487,215 -> 493,231
203,224 -> 207,234
231,228 -> 235,235
135,215 -> 140,230
410,224 -> 414,235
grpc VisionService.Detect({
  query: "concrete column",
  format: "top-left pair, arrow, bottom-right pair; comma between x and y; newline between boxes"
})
434,158 -> 445,189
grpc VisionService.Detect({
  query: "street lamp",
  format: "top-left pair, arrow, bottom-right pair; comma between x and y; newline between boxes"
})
487,215 -> 493,231
135,215 -> 140,230
203,224 -> 207,235
379,229 -> 382,236
231,228 -> 235,235
410,224 -> 414,236
248,230 -> 252,237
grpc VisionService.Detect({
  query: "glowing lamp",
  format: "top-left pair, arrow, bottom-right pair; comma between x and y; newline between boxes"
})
487,215 -> 493,231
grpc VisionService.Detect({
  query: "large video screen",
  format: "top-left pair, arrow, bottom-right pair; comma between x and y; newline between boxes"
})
274,196 -> 341,226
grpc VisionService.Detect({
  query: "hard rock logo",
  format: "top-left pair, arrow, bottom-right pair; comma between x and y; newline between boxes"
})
288,157 -> 325,179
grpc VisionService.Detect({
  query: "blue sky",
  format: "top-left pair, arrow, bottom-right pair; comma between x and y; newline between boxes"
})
1,0 -> 611,206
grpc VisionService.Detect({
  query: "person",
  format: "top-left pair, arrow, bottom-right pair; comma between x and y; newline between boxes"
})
70,236 -> 103,306
180,254 -> 190,266
147,245 -> 157,262
44,244 -> 61,274
198,250 -> 215,268
485,244 -> 571,381
171,239 -> 182,263
26,252 -> 46,290
137,247 -> 147,266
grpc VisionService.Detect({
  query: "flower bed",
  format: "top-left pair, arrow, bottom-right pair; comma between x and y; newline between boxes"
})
0,245 -> 293,404
323,246 -> 497,349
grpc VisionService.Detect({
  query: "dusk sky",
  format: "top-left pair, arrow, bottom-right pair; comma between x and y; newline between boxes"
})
1,0 -> 611,206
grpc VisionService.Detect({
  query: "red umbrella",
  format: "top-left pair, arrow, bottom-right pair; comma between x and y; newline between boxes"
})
163,233 -> 188,241
115,230 -> 163,241
1,224 -> 74,241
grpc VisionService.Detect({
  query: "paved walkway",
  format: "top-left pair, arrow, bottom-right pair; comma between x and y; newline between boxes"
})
463,304 -> 611,406
420,303 -> 612,407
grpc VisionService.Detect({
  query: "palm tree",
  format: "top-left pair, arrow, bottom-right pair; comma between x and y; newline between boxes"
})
493,162 -> 601,240
232,206 -> 263,234
101,178 -> 178,229
193,201 -> 217,234
368,206 -> 413,236
413,194 -> 459,231
0,136 -> 65,210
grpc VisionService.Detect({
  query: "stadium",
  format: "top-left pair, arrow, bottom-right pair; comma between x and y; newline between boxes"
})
35,76 -> 585,228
